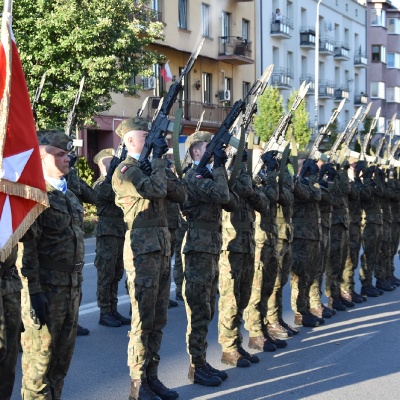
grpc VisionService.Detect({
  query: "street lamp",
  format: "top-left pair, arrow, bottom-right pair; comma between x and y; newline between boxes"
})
314,0 -> 322,138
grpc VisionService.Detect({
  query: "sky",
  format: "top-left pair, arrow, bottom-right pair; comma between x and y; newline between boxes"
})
391,0 -> 400,9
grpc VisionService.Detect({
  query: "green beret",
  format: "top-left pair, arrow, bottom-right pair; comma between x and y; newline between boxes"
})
37,130 -> 73,152
93,148 -> 114,164
185,131 -> 212,148
116,117 -> 151,138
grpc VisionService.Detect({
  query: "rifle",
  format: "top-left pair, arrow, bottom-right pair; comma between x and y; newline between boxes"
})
362,107 -> 380,162
252,80 -> 310,181
65,77 -> 85,138
105,142 -> 128,184
31,72 -> 46,123
138,39 -> 204,163
374,113 -> 396,165
389,139 -> 400,168
308,97 -> 345,161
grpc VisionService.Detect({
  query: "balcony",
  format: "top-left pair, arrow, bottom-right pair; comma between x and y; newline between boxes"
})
300,74 -> 315,94
218,36 -> 254,65
334,43 -> 350,61
270,15 -> 292,38
270,67 -> 293,89
335,86 -> 350,101
145,98 -> 233,128
300,27 -> 316,48
354,53 -> 368,68
132,6 -> 163,23
319,37 -> 335,55
354,93 -> 368,105
318,80 -> 335,98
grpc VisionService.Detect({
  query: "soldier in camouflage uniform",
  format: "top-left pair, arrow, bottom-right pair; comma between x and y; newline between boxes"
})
388,169 -> 400,286
112,117 -> 185,400
18,130 -> 84,400
173,214 -> 187,301
218,155 -> 268,368
93,149 -> 130,327
182,131 -> 233,387
0,247 -> 22,399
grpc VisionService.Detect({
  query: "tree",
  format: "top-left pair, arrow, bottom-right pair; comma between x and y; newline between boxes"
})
254,86 -> 284,143
4,0 -> 164,128
286,89 -> 312,150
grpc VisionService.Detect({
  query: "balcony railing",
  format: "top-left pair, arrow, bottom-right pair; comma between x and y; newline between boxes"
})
335,86 -> 350,101
300,27 -> 316,48
334,43 -> 350,60
300,74 -> 315,94
319,37 -> 335,54
270,15 -> 292,38
354,93 -> 368,105
319,80 -> 335,98
354,53 -> 368,68
132,6 -> 163,23
218,36 -> 254,65
270,67 -> 293,89
145,98 -> 233,127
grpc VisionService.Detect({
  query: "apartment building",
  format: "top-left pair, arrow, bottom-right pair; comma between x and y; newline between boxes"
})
81,0 -> 256,168
367,0 -> 400,135
255,0 -> 367,137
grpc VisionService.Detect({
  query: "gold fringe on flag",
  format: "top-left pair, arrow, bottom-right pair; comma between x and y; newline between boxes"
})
0,179 -> 49,206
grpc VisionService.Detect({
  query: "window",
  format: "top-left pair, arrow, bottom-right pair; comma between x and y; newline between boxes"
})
224,77 -> 232,106
371,45 -> 386,63
388,18 -> 400,34
371,9 -> 386,27
242,19 -> 250,41
222,11 -> 231,41
388,52 -> 400,68
178,0 -> 188,29
202,72 -> 212,104
202,3 -> 210,37
387,87 -> 400,103
377,117 -> 385,133
370,82 -> 385,99
355,9 -> 358,17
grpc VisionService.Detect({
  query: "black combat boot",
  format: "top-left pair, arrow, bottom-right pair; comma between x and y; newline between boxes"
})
129,379 -> 161,400
147,376 -> 179,400
99,312 -> 121,327
112,309 -> 131,325
248,336 -> 276,352
376,279 -> 396,291
237,346 -> 260,363
328,296 -> 347,311
361,285 -> 381,297
77,324 -> 90,336
339,292 -> 355,308
205,362 -> 228,380
279,319 -> 300,335
188,364 -> 222,387
221,350 -> 251,368
264,331 -> 288,348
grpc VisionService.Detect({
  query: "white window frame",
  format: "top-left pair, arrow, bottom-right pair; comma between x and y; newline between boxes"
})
388,18 -> 400,34
202,3 -> 211,38
370,81 -> 385,99
387,87 -> 400,103
202,72 -> 212,104
371,9 -> 386,27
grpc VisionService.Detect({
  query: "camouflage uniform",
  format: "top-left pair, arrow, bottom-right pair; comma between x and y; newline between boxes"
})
66,167 -> 97,205
18,182 -> 84,400
290,175 -> 321,315
93,175 -> 126,314
360,170 -> 384,287
182,166 -> 231,367
218,164 -> 268,352
0,247 -> 22,400
244,170 -> 279,338
113,156 -> 185,379
388,177 -> 400,276
173,216 -> 187,298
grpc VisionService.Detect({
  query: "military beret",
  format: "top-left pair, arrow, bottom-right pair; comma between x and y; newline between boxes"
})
93,148 -> 114,164
37,130 -> 73,152
116,117 -> 151,138
185,131 -> 212,148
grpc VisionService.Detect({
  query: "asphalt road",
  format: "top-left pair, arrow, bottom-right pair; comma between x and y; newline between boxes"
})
11,236 -> 400,400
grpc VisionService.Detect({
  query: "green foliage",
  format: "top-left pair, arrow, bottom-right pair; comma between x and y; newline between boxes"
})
286,90 -> 311,150
254,86 -> 284,143
76,156 -> 94,187
4,0 -> 164,128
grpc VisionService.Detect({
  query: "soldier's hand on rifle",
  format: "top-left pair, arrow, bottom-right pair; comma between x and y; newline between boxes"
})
364,165 -> 375,180
138,159 -> 152,175
318,163 -> 331,181
327,165 -> 338,182
387,168 -> 397,179
308,159 -> 320,176
30,293 -> 50,327
241,149 -> 248,163
213,146 -> 228,168
152,136 -> 169,159
355,161 -> 366,179
197,167 -> 213,179
261,151 -> 279,172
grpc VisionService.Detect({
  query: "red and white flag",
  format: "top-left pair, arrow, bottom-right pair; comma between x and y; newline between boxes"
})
160,61 -> 172,83
0,6 -> 49,262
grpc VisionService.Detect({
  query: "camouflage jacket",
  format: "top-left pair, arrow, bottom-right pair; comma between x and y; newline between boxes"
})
292,175 -> 321,241
277,169 -> 294,241
0,247 -> 22,296
348,177 -> 372,226
18,183 -> 84,294
167,200 -> 182,230
112,156 -> 185,258
182,166 -> 231,255
254,171 -> 279,246
388,178 -> 400,223
66,167 -> 97,205
93,176 -> 125,237
222,164 -> 269,253
361,171 -> 384,225
319,180 -> 339,229
331,171 -> 351,228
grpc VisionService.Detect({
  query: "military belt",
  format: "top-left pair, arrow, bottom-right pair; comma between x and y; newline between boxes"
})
125,218 -> 168,230
262,217 -> 277,225
188,221 -> 222,232
224,221 -> 256,229
99,216 -> 123,222
293,217 -> 321,224
0,266 -> 16,280
332,208 -> 347,215
39,257 -> 85,273
277,217 -> 292,224
321,212 -> 332,219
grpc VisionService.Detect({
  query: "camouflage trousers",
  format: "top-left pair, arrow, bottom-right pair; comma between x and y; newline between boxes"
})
342,223 -> 361,292
244,240 -> 279,337
0,290 -> 21,400
173,224 -> 187,297
360,222 -> 383,286
325,223 -> 349,298
183,251 -> 219,367
290,238 -> 320,315
126,251 -> 170,380
218,250 -> 254,352
390,221 -> 400,274
20,281 -> 80,400
94,235 -> 124,314
267,238 -> 292,323
377,220 -> 392,279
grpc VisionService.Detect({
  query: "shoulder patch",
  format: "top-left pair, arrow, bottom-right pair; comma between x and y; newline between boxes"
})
121,165 -> 129,174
